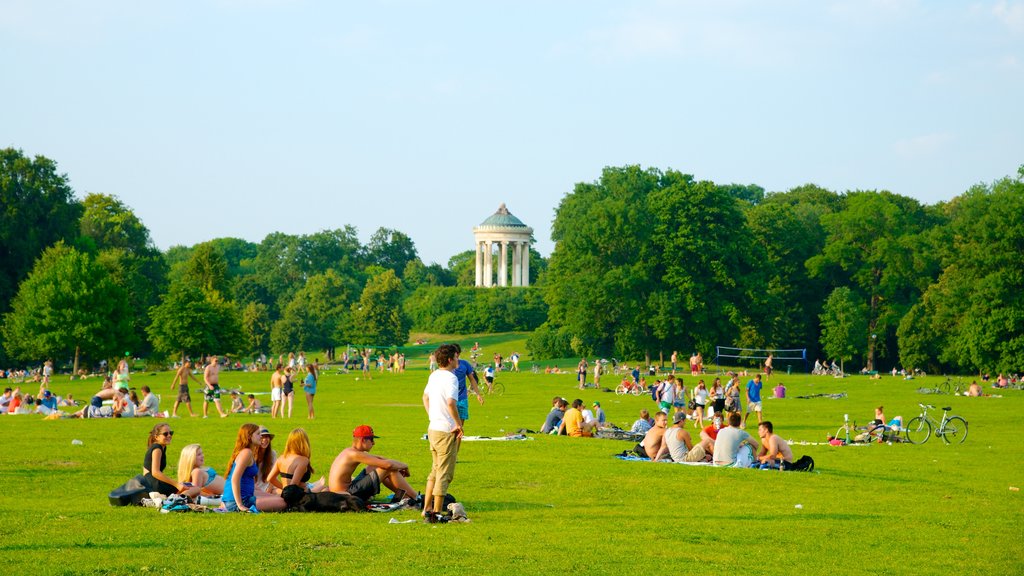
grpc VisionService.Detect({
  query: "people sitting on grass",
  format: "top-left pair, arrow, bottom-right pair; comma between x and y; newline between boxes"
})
592,402 -> 607,427
144,423 -> 182,496
631,409 -> 654,434
230,391 -> 246,413
755,421 -> 793,469
713,413 -> 760,467
773,382 -> 786,399
177,443 -> 225,500
967,381 -> 983,396
267,428 -> 326,494
653,412 -> 694,462
222,423 -> 286,512
559,399 -> 597,437
135,386 -> 160,417
0,387 -> 12,412
328,425 -> 418,507
633,411 -> 668,458
541,397 -> 567,434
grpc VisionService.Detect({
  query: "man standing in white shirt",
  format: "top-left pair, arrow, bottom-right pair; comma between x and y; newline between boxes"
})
422,343 -> 463,523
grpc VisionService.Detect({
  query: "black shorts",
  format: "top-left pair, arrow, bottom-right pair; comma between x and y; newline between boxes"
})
347,469 -> 380,501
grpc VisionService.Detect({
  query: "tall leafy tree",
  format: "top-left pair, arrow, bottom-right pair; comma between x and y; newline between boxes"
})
270,269 -> 357,357
147,283 -> 245,360
79,193 -> 168,354
241,301 -> 272,359
181,243 -> 232,297
819,286 -> 868,370
2,243 -> 130,373
898,172 -> 1024,373
349,270 -> 409,347
366,227 -> 418,278
0,149 -> 83,334
807,191 -> 938,370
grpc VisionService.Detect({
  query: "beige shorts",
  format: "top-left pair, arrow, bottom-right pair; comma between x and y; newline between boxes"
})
747,402 -> 762,412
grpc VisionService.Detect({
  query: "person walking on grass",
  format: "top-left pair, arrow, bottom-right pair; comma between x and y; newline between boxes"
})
743,374 -> 764,428
422,344 -> 463,523
203,356 -> 228,418
170,360 -> 199,417
452,343 -> 483,445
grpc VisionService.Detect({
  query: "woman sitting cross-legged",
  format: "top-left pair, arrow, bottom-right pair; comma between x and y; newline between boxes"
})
221,423 -> 286,512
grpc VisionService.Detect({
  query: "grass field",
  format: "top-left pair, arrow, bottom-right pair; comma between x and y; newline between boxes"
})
1,335 -> 1021,575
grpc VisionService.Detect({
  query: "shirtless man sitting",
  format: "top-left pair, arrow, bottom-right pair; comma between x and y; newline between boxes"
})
634,411 -> 668,459
756,421 -> 794,469
653,412 -> 694,462
328,425 -> 419,506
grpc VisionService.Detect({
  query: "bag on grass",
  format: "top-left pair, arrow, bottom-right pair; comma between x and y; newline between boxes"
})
783,455 -> 815,472
108,474 -> 153,507
281,485 -> 365,512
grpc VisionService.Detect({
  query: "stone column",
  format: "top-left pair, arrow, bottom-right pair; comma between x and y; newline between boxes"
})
498,241 -> 508,287
484,241 -> 492,287
474,241 -> 483,287
511,242 -> 521,287
521,242 -> 530,287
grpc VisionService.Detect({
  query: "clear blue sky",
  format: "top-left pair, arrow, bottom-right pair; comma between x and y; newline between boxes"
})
4,1 -> 1022,265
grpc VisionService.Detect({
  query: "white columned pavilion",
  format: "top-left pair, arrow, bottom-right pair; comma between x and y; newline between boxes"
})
473,204 -> 533,288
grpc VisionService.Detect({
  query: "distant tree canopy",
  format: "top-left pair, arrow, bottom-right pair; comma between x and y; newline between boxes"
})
2,150 -> 1022,374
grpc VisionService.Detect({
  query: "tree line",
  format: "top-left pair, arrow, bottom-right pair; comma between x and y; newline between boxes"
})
1,148 -> 1020,374
529,165 -> 1024,375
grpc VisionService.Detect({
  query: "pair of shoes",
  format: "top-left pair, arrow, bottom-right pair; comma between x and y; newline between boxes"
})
140,498 -> 160,508
424,512 -> 449,524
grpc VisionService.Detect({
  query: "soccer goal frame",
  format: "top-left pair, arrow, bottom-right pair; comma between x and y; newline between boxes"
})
714,346 -> 808,374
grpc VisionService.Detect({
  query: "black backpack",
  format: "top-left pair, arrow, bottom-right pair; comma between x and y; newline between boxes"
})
784,455 -> 815,472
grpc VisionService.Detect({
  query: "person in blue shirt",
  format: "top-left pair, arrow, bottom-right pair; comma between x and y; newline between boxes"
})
743,374 -> 764,428
451,344 -> 484,441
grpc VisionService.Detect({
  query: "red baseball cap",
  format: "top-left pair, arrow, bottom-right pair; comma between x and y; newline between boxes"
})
353,425 -> 380,439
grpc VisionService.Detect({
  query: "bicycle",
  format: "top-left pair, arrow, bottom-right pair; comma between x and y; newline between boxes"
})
904,404 -> 968,444
615,380 -> 645,396
480,380 -> 505,396
832,414 -> 904,444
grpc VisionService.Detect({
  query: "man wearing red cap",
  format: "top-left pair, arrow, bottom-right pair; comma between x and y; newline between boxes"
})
328,424 -> 419,506
422,343 -> 463,522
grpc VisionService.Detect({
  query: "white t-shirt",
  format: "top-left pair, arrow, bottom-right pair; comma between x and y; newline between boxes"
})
424,369 -> 458,433
582,409 -> 596,424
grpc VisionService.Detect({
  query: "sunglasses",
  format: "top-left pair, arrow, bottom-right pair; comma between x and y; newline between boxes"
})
161,431 -> 175,437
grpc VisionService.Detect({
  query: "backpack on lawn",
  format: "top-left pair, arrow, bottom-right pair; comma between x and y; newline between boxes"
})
783,455 -> 815,472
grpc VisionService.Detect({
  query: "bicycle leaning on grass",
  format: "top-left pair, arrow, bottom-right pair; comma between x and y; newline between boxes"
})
904,404 -> 968,445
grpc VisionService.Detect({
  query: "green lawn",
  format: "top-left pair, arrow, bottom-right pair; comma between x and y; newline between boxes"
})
1,343 -> 1021,575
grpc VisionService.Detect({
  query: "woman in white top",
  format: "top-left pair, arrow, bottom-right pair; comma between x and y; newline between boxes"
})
692,380 -> 709,429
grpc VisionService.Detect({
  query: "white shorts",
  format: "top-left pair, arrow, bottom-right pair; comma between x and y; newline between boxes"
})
271,388 -> 282,401
747,401 -> 762,413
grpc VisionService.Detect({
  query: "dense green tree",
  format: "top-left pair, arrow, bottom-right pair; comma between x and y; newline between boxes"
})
1,243 -> 130,372
270,269 -> 357,356
147,282 -> 245,360
181,243 -> 232,297
366,228 -> 418,278
242,301 -> 272,359
404,286 -> 547,333
807,191 -> 938,370
819,286 -> 868,370
402,259 -> 456,292
0,149 -> 83,329
349,270 -> 409,347
80,193 -> 168,354
898,172 -> 1024,373
744,185 -> 839,354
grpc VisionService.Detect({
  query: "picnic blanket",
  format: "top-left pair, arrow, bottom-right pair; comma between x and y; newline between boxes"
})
614,454 -> 713,466
794,392 -> 847,400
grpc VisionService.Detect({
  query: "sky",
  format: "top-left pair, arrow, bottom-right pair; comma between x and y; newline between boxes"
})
3,0 -> 1022,265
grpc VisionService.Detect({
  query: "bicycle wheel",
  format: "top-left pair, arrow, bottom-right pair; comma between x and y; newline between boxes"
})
631,385 -> 645,396
939,416 -> 968,444
492,381 -> 505,396
905,416 -> 932,444
866,424 -> 889,443
937,381 -> 950,394
615,384 -> 627,396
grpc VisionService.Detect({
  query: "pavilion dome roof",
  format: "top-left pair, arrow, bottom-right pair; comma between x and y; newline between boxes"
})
478,203 -> 528,228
